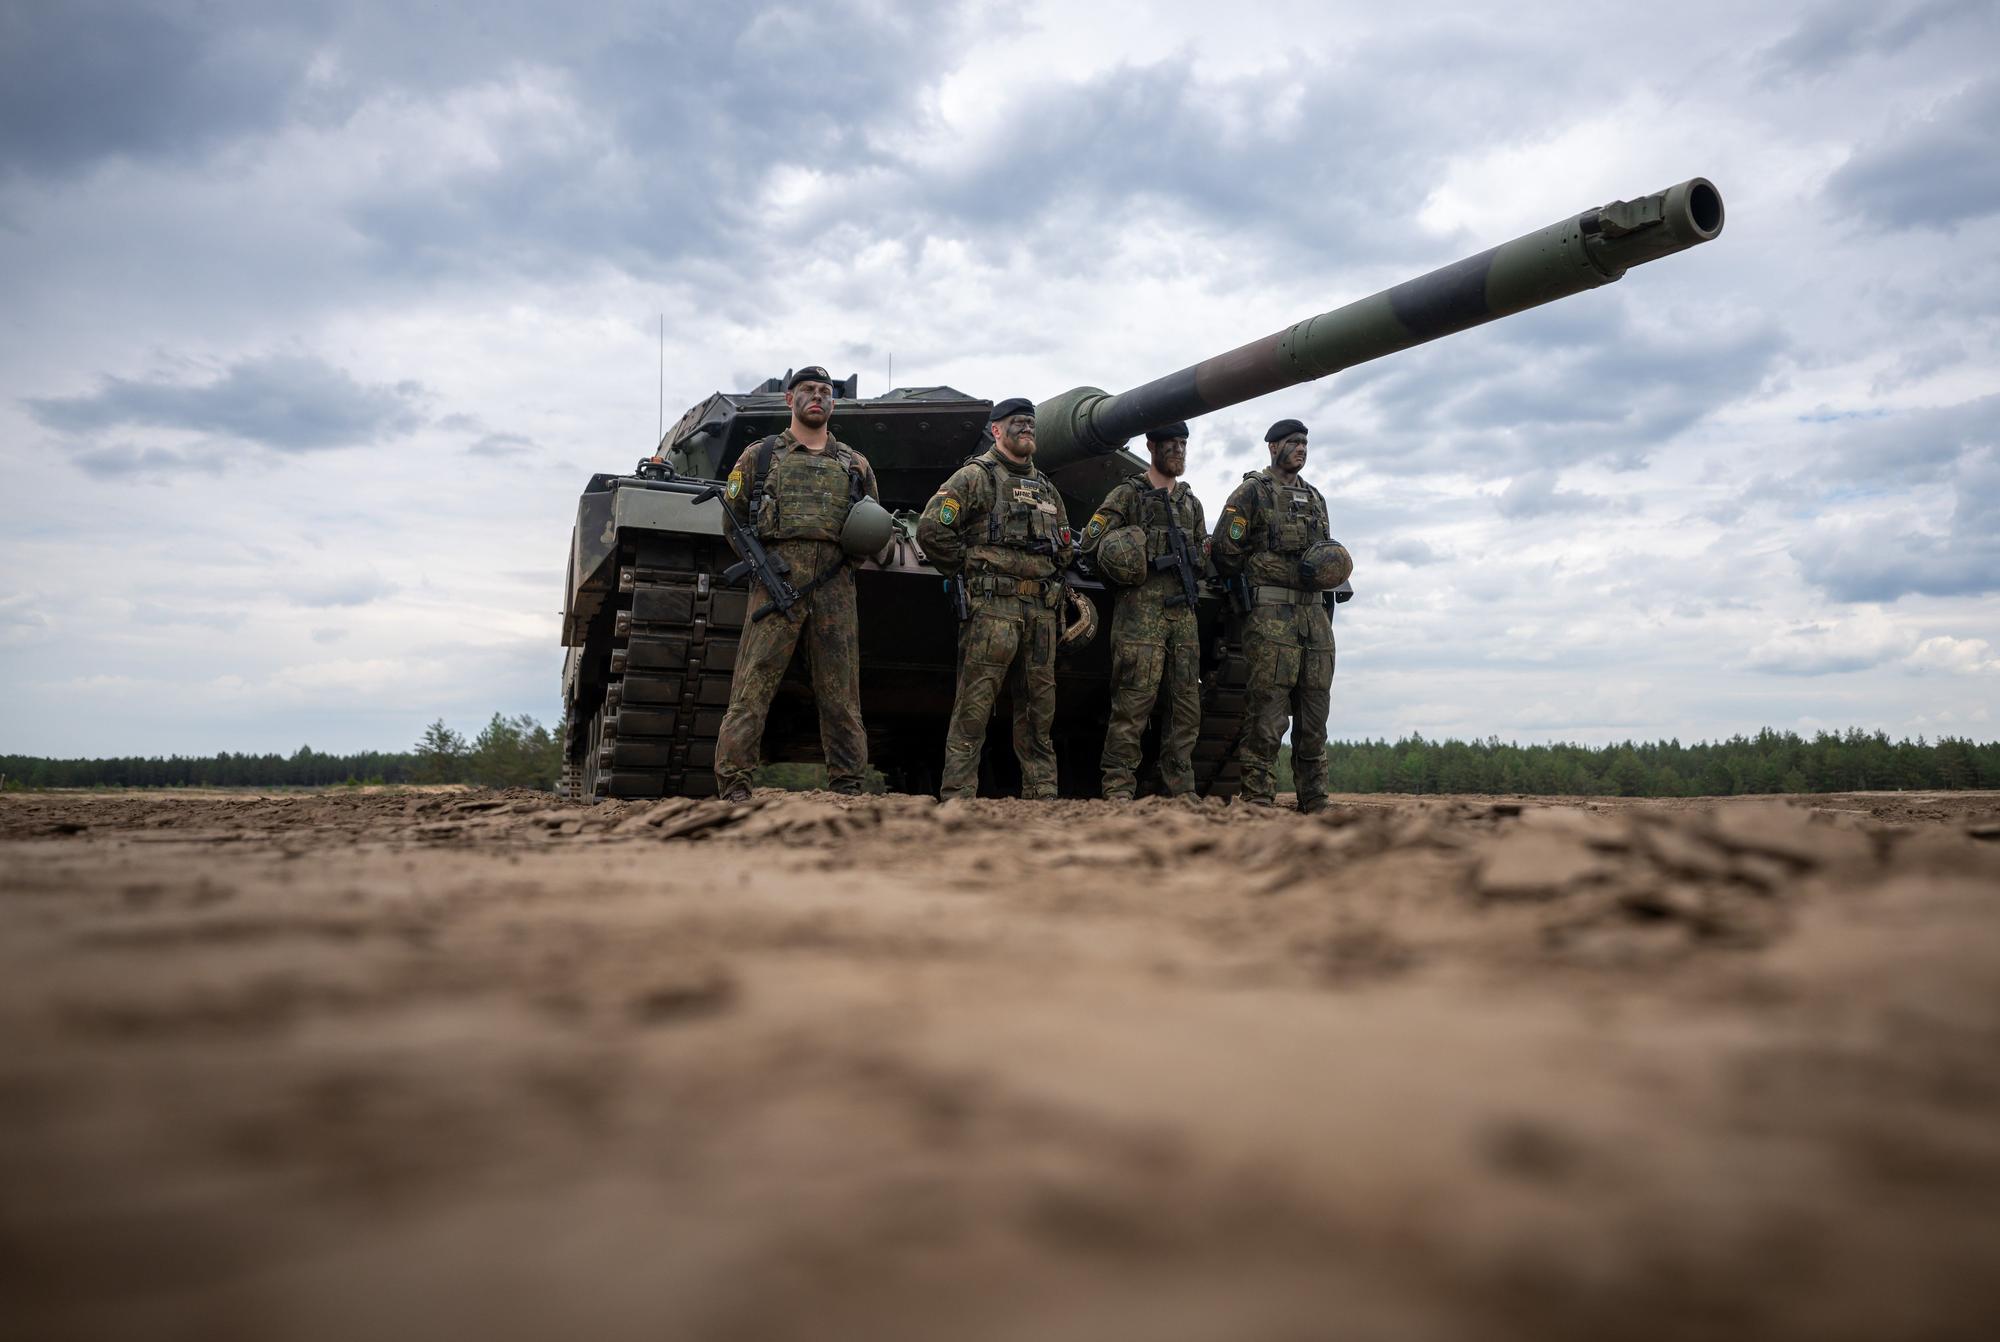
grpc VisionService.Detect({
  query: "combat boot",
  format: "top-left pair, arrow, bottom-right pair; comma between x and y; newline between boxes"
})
1297,796 -> 1329,816
721,781 -> 753,804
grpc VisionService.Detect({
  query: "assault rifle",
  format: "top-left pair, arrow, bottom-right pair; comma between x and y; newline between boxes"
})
696,483 -> 799,622
1149,488 -> 1201,609
618,460 -> 799,622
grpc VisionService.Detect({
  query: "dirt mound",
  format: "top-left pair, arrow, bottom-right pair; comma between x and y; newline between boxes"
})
3,788 -> 1998,1340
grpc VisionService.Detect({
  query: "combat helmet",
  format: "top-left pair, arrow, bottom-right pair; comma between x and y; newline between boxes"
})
1298,539 -> 1354,591
1094,525 -> 1149,586
839,496 -> 895,559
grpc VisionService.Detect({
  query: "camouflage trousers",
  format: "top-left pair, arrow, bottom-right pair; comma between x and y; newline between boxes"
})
1235,599 -> 1334,807
1100,597 -> 1201,798
940,593 -> 1060,801
712,555 -> 866,794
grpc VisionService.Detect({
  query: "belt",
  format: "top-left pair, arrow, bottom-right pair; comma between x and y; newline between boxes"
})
969,573 -> 1058,599
1252,585 -> 1318,606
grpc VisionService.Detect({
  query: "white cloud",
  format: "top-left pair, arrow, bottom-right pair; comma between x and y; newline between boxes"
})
1905,635 -> 2000,675
1746,610 -> 1917,676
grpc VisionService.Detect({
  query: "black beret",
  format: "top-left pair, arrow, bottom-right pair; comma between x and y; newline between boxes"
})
1264,418 -> 1308,443
987,397 -> 1035,423
787,366 -> 833,390
1145,421 -> 1190,441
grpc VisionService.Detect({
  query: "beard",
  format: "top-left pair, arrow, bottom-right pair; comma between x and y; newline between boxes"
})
795,401 -> 830,429
1150,446 -> 1185,478
1004,428 -> 1036,458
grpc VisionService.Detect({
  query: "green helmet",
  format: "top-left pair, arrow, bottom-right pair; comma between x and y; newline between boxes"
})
840,497 -> 895,558
1094,525 -> 1149,586
1298,540 -> 1354,591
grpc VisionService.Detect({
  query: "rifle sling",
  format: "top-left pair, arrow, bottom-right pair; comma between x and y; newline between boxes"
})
752,554 -> 850,622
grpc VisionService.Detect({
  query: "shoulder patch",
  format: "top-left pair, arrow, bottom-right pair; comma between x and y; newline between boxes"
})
938,496 -> 960,527
1085,510 -> 1109,540
1224,507 -> 1246,542
726,470 -> 744,500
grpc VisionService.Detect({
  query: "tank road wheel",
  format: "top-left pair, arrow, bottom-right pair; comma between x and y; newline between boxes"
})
588,537 -> 748,800
1192,634 -> 1250,799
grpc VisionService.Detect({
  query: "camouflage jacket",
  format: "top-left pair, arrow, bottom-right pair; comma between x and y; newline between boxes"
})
1211,469 -> 1330,590
917,447 -> 1073,581
1082,474 -> 1208,609
724,428 -> 879,545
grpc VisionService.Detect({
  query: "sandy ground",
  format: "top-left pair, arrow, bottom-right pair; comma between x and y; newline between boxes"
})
2,787 -> 1998,1342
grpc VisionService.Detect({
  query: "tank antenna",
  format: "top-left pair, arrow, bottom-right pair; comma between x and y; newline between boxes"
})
887,352 -> 892,392
657,314 -> 664,442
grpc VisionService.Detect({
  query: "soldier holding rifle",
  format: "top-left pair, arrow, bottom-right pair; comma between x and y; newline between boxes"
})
712,367 -> 882,802
1081,422 -> 1208,801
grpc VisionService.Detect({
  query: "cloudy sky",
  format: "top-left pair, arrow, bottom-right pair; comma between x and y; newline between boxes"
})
3,0 -> 1996,758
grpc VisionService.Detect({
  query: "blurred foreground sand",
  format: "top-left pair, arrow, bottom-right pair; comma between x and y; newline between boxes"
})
3,788 -> 1998,1341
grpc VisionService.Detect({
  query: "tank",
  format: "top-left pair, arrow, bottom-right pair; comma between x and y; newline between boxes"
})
558,177 -> 1724,800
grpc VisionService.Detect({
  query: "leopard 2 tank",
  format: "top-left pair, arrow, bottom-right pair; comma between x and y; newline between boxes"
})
558,177 -> 1724,799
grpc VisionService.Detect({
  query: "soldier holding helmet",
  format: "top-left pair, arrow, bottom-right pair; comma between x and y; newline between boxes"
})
918,398 -> 1074,801
1210,419 -> 1352,813
712,366 -> 884,801
1081,422 -> 1208,801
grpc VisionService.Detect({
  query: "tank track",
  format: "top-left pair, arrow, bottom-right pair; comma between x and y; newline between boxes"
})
572,536 -> 747,800
1191,632 -> 1250,799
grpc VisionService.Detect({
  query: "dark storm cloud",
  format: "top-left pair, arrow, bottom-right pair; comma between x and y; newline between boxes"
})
1377,538 -> 1444,566
1793,442 -> 2000,602
796,29 -> 1591,277
1813,392 -> 1999,489
321,0 -> 977,281
1825,77 -> 2000,230
1763,0 -> 1991,74
290,571 -> 398,608
71,444 -> 228,479
466,432 -> 538,458
0,1 -> 316,174
2,0 -> 972,290
1493,470 -> 1611,520
1327,299 -> 1786,477
28,355 -> 426,453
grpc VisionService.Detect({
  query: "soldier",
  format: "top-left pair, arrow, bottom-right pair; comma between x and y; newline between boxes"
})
917,397 -> 1074,801
1082,422 -> 1207,801
1210,418 -> 1338,813
712,366 -> 881,802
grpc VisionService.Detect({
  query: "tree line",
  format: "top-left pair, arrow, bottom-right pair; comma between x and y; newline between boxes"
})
3,724 -> 1995,796
1,714 -> 563,791
1283,728 -> 2000,797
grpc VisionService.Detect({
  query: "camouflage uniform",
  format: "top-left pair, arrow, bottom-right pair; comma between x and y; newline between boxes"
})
1210,469 -> 1334,809
1082,477 -> 1207,799
713,429 -> 880,796
917,448 -> 1073,800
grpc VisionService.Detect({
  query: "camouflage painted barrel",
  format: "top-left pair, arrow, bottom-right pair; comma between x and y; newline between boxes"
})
1036,178 -> 1724,465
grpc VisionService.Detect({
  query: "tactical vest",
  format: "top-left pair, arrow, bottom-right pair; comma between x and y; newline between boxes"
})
1129,478 -> 1201,564
1245,471 -> 1330,587
747,436 -> 867,543
970,454 -> 1062,550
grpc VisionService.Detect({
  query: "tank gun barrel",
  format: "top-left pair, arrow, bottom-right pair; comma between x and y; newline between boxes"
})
1036,177 -> 1724,468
